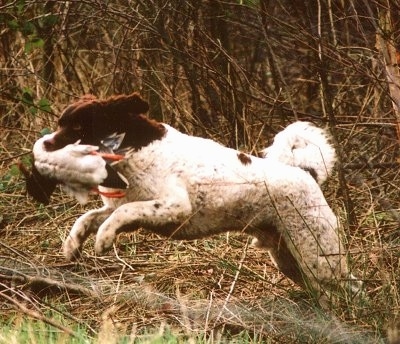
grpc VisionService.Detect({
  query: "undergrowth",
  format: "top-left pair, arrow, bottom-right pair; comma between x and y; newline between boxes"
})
1,1 -> 400,343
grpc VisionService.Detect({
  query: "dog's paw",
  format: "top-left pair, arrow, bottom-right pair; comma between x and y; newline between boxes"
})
94,232 -> 115,255
251,237 -> 271,249
251,237 -> 262,247
63,236 -> 83,261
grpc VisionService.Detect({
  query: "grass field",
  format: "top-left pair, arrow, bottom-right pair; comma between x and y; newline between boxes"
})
2,1 -> 400,342
1,122 -> 398,343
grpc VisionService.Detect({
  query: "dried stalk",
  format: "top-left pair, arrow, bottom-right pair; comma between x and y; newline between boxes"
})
376,6 -> 400,138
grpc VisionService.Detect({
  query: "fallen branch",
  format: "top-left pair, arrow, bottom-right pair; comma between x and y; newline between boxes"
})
0,268 -> 97,298
343,161 -> 400,170
0,287 -> 77,337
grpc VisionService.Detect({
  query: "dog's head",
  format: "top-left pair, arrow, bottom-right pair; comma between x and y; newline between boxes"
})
22,92 -> 167,204
43,92 -> 151,152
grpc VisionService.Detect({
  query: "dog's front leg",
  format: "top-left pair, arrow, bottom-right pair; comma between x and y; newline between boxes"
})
63,205 -> 114,260
94,190 -> 192,255
94,200 -> 192,255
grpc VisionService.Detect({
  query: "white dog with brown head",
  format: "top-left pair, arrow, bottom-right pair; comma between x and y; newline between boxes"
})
25,93 -> 361,300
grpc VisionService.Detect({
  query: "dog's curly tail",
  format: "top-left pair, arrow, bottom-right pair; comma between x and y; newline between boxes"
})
261,121 -> 336,185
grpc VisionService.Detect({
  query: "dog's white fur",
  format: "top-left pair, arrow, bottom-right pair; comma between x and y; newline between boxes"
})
57,121 -> 360,296
262,121 -> 336,185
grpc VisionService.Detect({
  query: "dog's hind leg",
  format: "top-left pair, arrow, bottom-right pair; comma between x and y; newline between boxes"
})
276,215 -> 362,301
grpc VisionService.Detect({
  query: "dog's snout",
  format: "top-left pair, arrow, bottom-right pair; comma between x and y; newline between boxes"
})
43,137 -> 55,151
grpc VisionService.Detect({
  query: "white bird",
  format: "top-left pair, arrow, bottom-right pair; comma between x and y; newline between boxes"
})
30,132 -> 129,204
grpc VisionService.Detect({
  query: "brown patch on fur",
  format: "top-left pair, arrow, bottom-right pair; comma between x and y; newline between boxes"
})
60,93 -> 149,124
45,92 -> 166,152
122,114 -> 167,151
237,152 -> 252,165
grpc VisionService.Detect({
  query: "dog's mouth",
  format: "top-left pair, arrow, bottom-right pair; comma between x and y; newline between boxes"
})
20,132 -> 130,204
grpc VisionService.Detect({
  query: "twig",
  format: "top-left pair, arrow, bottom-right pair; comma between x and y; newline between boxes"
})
0,151 -> 32,163
344,162 -> 400,170
213,238 -> 250,325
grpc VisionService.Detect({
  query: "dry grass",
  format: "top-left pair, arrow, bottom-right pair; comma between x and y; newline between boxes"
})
1,1 -> 400,342
1,115 -> 398,343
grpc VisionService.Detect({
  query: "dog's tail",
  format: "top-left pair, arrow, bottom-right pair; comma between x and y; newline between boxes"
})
261,121 -> 336,185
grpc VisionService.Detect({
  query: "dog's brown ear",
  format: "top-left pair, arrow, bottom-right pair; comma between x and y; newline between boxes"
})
100,92 -> 149,116
60,93 -> 148,122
